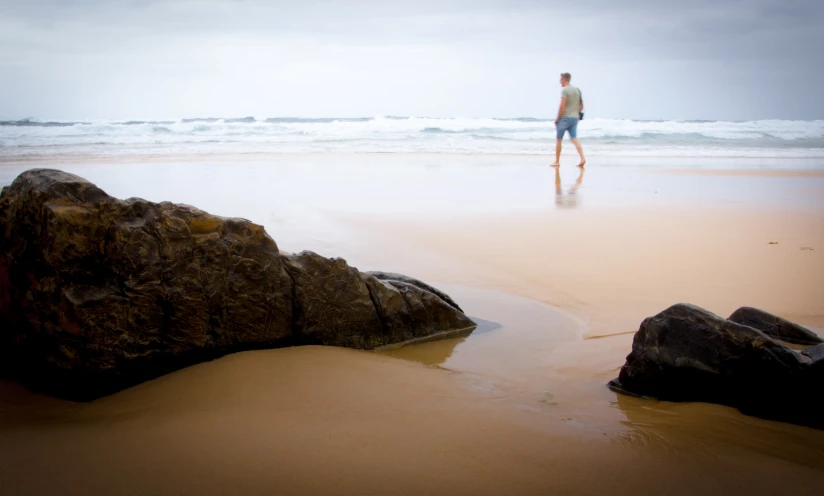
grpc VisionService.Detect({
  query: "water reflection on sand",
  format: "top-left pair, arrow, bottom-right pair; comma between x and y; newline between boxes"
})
380,285 -> 824,474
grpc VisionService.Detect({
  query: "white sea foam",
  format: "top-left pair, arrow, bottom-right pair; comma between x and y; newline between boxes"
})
1,117 -> 823,159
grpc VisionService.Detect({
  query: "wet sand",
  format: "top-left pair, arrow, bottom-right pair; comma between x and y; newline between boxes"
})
2,158 -> 824,494
351,206 -> 824,338
3,345 -> 824,496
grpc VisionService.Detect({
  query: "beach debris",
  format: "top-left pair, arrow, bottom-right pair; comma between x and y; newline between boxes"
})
768,241 -> 779,244
800,247 -> 814,251
0,169 -> 475,400
609,303 -> 824,429
539,391 -> 558,406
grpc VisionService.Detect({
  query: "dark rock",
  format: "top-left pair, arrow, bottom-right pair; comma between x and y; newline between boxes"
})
802,343 -> 824,362
608,303 -> 824,429
369,271 -> 464,313
283,251 -> 384,349
0,169 -> 474,400
728,306 -> 823,346
802,344 -> 824,384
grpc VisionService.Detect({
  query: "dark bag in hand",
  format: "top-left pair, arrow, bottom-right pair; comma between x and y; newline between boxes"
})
579,89 -> 584,120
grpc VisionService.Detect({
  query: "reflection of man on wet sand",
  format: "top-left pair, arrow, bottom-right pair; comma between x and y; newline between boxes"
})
555,167 -> 585,209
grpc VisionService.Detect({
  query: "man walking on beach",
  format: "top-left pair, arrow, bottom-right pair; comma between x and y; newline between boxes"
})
552,73 -> 586,168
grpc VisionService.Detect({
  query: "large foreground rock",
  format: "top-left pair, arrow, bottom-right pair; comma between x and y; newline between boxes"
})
609,303 -> 824,428
0,169 -> 475,400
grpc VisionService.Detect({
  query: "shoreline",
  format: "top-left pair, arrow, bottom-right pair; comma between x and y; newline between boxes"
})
2,150 -> 824,169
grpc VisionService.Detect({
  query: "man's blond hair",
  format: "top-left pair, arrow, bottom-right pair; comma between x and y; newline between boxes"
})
561,72 -> 571,82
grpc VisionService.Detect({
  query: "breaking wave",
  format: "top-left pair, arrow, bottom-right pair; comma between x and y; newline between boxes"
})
1,116 -> 823,158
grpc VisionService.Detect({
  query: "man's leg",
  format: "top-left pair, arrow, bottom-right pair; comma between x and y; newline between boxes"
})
552,120 -> 566,166
552,139 -> 563,167
570,138 -> 586,167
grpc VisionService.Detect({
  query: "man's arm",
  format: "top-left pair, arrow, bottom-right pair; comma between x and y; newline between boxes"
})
556,97 -> 567,124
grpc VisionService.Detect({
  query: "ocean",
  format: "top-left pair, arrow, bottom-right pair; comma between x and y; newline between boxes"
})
2,117 -> 823,161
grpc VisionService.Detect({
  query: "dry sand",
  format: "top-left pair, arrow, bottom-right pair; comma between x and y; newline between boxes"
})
2,166 -> 824,495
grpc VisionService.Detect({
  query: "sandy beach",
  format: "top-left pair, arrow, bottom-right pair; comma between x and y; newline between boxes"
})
2,155 -> 824,495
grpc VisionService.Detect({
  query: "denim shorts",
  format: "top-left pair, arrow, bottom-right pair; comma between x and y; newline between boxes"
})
556,118 -> 579,139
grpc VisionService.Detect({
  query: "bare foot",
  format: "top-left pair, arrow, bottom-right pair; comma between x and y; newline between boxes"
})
551,163 -> 560,168
577,159 -> 586,168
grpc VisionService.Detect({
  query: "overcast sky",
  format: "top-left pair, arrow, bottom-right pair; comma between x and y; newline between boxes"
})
1,0 -> 822,121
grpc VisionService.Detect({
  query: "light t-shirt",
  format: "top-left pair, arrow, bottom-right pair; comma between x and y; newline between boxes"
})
561,85 -> 581,119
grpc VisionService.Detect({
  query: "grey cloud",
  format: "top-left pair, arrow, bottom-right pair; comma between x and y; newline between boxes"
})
3,0 -> 821,57
0,0 -> 822,120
